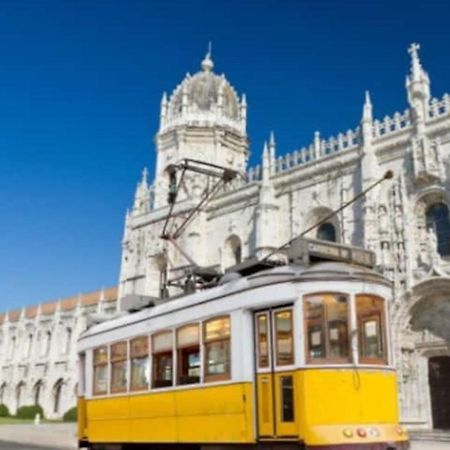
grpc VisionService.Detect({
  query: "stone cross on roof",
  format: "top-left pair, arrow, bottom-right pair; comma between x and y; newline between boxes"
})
408,42 -> 420,59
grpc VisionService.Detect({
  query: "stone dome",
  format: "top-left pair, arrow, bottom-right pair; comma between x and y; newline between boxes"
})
160,51 -> 246,133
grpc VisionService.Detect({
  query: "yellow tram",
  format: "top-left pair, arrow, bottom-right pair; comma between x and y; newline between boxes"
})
77,239 -> 409,450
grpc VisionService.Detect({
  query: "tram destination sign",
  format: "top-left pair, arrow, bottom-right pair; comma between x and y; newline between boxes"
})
287,238 -> 376,268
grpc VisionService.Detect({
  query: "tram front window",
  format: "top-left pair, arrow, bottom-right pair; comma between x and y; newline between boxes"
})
304,294 -> 350,363
275,310 -> 294,365
152,331 -> 173,388
204,317 -> 231,381
356,295 -> 387,364
177,324 -> 200,385
256,314 -> 269,368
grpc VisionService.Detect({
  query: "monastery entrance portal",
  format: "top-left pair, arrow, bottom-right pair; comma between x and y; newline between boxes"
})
429,356 -> 450,429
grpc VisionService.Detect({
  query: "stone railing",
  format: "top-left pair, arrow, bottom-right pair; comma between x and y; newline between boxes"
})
269,128 -> 360,175
373,109 -> 412,138
429,93 -> 450,119
160,110 -> 244,134
154,93 -> 450,199
246,165 -> 262,182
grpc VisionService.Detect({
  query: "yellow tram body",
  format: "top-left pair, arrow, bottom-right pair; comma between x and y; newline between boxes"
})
77,241 -> 409,450
79,370 -> 405,447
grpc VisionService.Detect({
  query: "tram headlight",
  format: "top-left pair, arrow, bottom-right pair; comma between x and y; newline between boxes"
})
396,426 -> 405,435
356,427 -> 367,438
368,427 -> 380,438
343,428 -> 353,438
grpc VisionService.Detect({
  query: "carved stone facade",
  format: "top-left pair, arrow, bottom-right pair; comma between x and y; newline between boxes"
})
119,45 -> 450,430
0,288 -> 117,419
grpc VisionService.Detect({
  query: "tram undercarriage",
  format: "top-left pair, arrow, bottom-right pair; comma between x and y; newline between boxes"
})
88,442 -> 409,450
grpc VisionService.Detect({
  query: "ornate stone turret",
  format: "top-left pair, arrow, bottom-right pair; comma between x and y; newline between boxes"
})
360,91 -> 380,187
405,44 -> 443,184
256,137 -> 279,258
360,91 -> 381,253
132,168 -> 151,216
153,47 -> 249,208
406,43 -> 431,129
159,47 -> 247,135
269,131 -> 276,172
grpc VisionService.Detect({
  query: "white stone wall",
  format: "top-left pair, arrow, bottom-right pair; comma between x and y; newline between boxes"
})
0,290 -> 117,419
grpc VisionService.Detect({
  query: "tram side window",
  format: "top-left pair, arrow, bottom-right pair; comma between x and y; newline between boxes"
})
275,309 -> 294,365
152,331 -> 173,388
356,295 -> 387,364
204,316 -> 231,381
93,346 -> 108,395
304,293 -> 350,363
111,341 -> 128,393
177,324 -> 200,385
130,336 -> 149,391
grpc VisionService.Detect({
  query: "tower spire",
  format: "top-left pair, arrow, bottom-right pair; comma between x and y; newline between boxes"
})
408,43 -> 423,82
269,131 -> 276,170
201,42 -> 214,72
406,42 -> 430,120
132,167 -> 150,216
262,141 -> 270,180
362,90 -> 373,122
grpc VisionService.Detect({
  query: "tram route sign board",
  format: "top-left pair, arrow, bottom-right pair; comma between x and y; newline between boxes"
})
288,238 -> 376,268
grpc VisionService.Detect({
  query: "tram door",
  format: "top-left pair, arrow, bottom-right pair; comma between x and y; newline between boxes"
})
255,307 -> 297,439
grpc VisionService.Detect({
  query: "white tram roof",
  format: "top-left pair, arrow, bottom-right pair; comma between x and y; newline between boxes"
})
79,261 -> 389,344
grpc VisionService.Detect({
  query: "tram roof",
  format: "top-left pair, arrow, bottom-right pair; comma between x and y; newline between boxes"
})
79,259 -> 388,342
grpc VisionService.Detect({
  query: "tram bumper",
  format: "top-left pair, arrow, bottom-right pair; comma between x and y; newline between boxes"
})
306,442 -> 409,449
304,423 -> 409,450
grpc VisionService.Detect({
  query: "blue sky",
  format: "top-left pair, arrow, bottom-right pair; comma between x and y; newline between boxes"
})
1,0 -> 450,310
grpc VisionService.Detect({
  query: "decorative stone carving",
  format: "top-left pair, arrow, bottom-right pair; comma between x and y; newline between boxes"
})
411,136 -> 443,184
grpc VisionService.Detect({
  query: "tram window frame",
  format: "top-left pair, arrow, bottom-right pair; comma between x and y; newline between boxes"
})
152,331 -> 174,389
304,293 -> 352,364
130,336 -> 150,392
356,295 -> 387,365
176,324 -> 201,385
110,341 -> 128,394
93,346 -> 108,396
203,316 -> 231,382
274,309 -> 295,366
255,312 -> 270,369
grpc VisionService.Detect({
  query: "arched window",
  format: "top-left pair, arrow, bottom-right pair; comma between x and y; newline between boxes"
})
65,328 -> 72,355
53,379 -> 63,414
16,382 -> 24,410
0,383 -> 6,404
223,235 -> 242,269
26,334 -> 33,358
317,222 -> 337,242
33,380 -> 43,406
9,336 -> 16,360
45,331 -> 52,356
426,203 -> 450,256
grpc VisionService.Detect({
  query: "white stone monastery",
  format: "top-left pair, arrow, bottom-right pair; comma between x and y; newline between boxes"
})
1,43 -> 450,427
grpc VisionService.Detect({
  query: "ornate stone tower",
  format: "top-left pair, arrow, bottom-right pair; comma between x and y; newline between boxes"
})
153,48 -> 249,208
119,49 -> 249,299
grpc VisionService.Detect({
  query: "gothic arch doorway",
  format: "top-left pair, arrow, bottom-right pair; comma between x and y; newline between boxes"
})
429,356 -> 450,429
